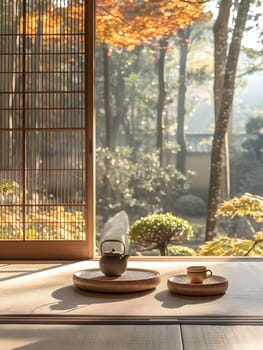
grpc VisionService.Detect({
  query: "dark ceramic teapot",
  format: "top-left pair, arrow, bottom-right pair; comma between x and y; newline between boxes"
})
99,239 -> 129,277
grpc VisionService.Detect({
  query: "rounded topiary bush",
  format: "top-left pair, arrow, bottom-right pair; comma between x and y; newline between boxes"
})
128,212 -> 193,256
174,194 -> 206,216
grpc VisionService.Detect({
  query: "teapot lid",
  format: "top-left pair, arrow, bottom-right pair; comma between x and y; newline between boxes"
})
100,239 -> 126,255
103,248 -> 122,255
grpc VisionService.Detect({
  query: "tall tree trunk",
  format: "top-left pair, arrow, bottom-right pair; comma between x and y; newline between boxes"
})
112,67 -> 130,147
213,0 -> 231,118
176,26 -> 191,175
213,0 -> 232,202
102,45 -> 113,202
157,38 -> 168,167
103,44 -> 113,150
205,0 -> 252,241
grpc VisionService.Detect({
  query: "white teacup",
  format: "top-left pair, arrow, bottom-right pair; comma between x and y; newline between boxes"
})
187,265 -> 213,284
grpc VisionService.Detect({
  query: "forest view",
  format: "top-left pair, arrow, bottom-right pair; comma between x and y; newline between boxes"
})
95,0 -> 263,256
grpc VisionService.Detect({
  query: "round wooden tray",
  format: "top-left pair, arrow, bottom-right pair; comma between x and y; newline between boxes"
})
167,274 -> 228,296
73,268 -> 161,293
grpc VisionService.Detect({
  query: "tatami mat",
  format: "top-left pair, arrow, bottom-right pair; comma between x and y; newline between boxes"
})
0,324 -> 182,350
1,323 -> 263,350
181,324 -> 263,350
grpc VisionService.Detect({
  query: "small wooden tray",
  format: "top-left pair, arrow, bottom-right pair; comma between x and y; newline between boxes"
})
73,268 -> 161,293
167,274 -> 228,296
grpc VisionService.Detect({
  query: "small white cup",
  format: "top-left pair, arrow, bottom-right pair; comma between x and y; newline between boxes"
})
187,265 -> 213,284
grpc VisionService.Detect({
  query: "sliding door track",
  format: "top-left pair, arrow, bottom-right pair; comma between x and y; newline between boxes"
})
0,315 -> 263,325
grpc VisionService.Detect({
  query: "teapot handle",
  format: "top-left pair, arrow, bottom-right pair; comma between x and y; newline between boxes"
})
100,239 -> 126,255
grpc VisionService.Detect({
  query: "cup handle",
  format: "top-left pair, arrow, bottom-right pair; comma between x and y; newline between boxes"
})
206,269 -> 213,277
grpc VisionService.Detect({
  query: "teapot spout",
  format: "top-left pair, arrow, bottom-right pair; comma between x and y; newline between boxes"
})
120,254 -> 129,263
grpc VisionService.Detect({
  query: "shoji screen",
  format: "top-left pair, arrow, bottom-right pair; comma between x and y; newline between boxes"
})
0,0 -> 94,259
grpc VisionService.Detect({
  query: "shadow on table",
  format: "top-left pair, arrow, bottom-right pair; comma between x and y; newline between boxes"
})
40,285 -> 156,313
154,290 -> 225,309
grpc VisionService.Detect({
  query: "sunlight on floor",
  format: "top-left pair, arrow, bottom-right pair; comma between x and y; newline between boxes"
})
0,262 -> 64,281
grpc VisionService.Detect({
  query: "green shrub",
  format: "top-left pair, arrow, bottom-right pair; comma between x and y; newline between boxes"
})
240,165 -> 263,196
174,194 -> 206,216
128,212 -> 193,256
96,147 -> 190,220
168,245 -> 196,256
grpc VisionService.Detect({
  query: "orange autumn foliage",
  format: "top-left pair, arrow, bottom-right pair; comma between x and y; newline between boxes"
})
96,0 -> 210,49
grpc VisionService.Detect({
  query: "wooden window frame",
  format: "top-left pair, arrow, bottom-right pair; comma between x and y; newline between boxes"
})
0,0 -> 95,260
